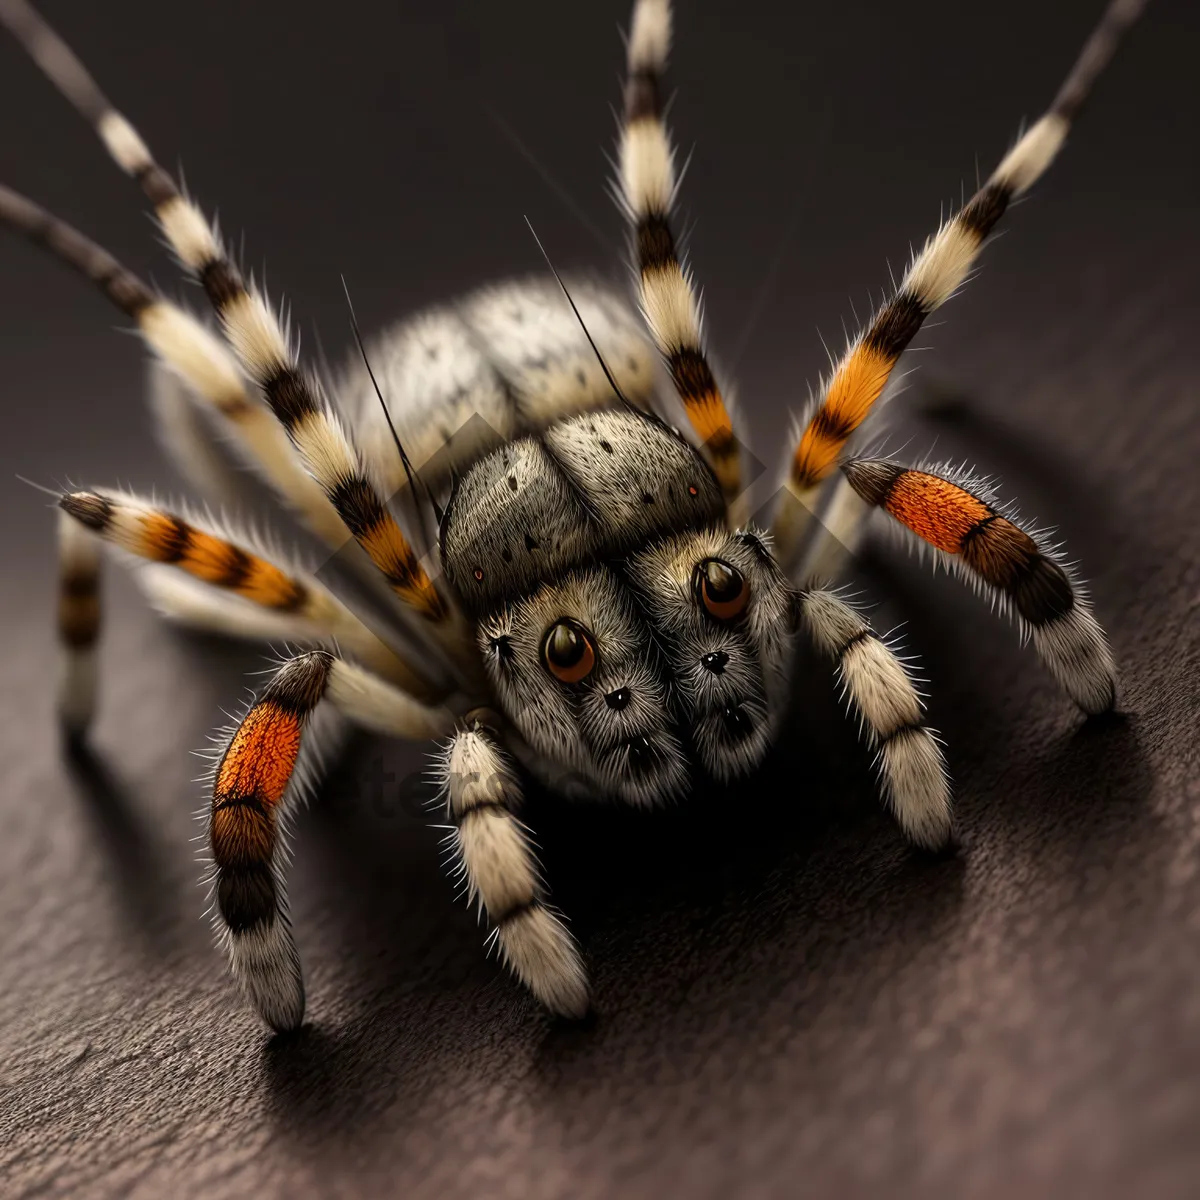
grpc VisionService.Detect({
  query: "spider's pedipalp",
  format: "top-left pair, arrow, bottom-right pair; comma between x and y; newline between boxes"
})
440,719 -> 590,1018
800,588 -> 952,851
842,459 -> 1118,714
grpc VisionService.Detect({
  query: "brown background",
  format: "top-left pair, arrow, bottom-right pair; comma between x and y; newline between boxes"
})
1,1 -> 1198,1196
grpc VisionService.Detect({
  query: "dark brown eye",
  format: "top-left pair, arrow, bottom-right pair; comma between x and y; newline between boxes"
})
542,619 -> 597,683
694,558 -> 750,620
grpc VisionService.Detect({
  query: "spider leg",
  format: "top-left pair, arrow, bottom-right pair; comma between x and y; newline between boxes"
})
794,476 -> 873,587
842,457 -> 1117,714
0,183 -> 353,551
0,184 -> 469,687
798,588 -> 953,851
438,716 -> 590,1019
209,650 -> 457,1031
770,0 -> 1149,562
617,0 -> 744,515
147,360 -> 253,509
136,566 -> 323,643
0,3 -> 464,641
56,486 -> 446,702
56,508 -> 102,738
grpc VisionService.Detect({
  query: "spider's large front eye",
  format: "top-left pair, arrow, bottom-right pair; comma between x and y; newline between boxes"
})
693,558 -> 750,620
542,618 -> 597,683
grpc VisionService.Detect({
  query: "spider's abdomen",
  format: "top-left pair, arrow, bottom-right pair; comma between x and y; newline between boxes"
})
440,408 -> 723,616
337,276 -> 660,495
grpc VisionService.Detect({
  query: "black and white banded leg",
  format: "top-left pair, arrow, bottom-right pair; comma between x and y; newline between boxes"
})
438,716 -> 590,1018
798,588 -> 953,851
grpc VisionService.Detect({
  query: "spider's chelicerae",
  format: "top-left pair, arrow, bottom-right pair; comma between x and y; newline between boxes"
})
1,0 -> 1143,1030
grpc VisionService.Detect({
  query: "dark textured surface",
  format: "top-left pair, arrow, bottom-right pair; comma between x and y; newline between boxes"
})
2,1 -> 1198,1196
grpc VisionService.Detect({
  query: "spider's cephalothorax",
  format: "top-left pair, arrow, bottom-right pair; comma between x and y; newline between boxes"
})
1,0 -> 1140,1030
438,406 -> 797,805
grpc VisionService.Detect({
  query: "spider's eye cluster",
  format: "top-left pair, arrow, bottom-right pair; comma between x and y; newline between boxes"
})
693,558 -> 750,620
542,618 -> 597,683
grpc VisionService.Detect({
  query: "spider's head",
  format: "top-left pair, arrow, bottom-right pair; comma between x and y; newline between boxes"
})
475,527 -> 797,805
441,410 -> 798,804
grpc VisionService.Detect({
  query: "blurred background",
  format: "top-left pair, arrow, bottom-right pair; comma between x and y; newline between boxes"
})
1,1 -> 1197,1196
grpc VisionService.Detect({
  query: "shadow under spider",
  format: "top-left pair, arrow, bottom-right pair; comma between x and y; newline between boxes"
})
63,737 -> 193,959
248,446 -> 1155,1142
253,668 -> 973,1142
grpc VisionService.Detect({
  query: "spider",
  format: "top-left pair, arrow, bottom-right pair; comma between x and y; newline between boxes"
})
0,0 -> 1141,1032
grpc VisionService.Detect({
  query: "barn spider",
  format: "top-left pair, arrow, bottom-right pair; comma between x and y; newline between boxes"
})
0,0 -> 1139,1030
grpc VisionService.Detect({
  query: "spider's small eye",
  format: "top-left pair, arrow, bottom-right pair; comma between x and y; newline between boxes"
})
542,619 -> 597,683
693,558 -> 750,620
